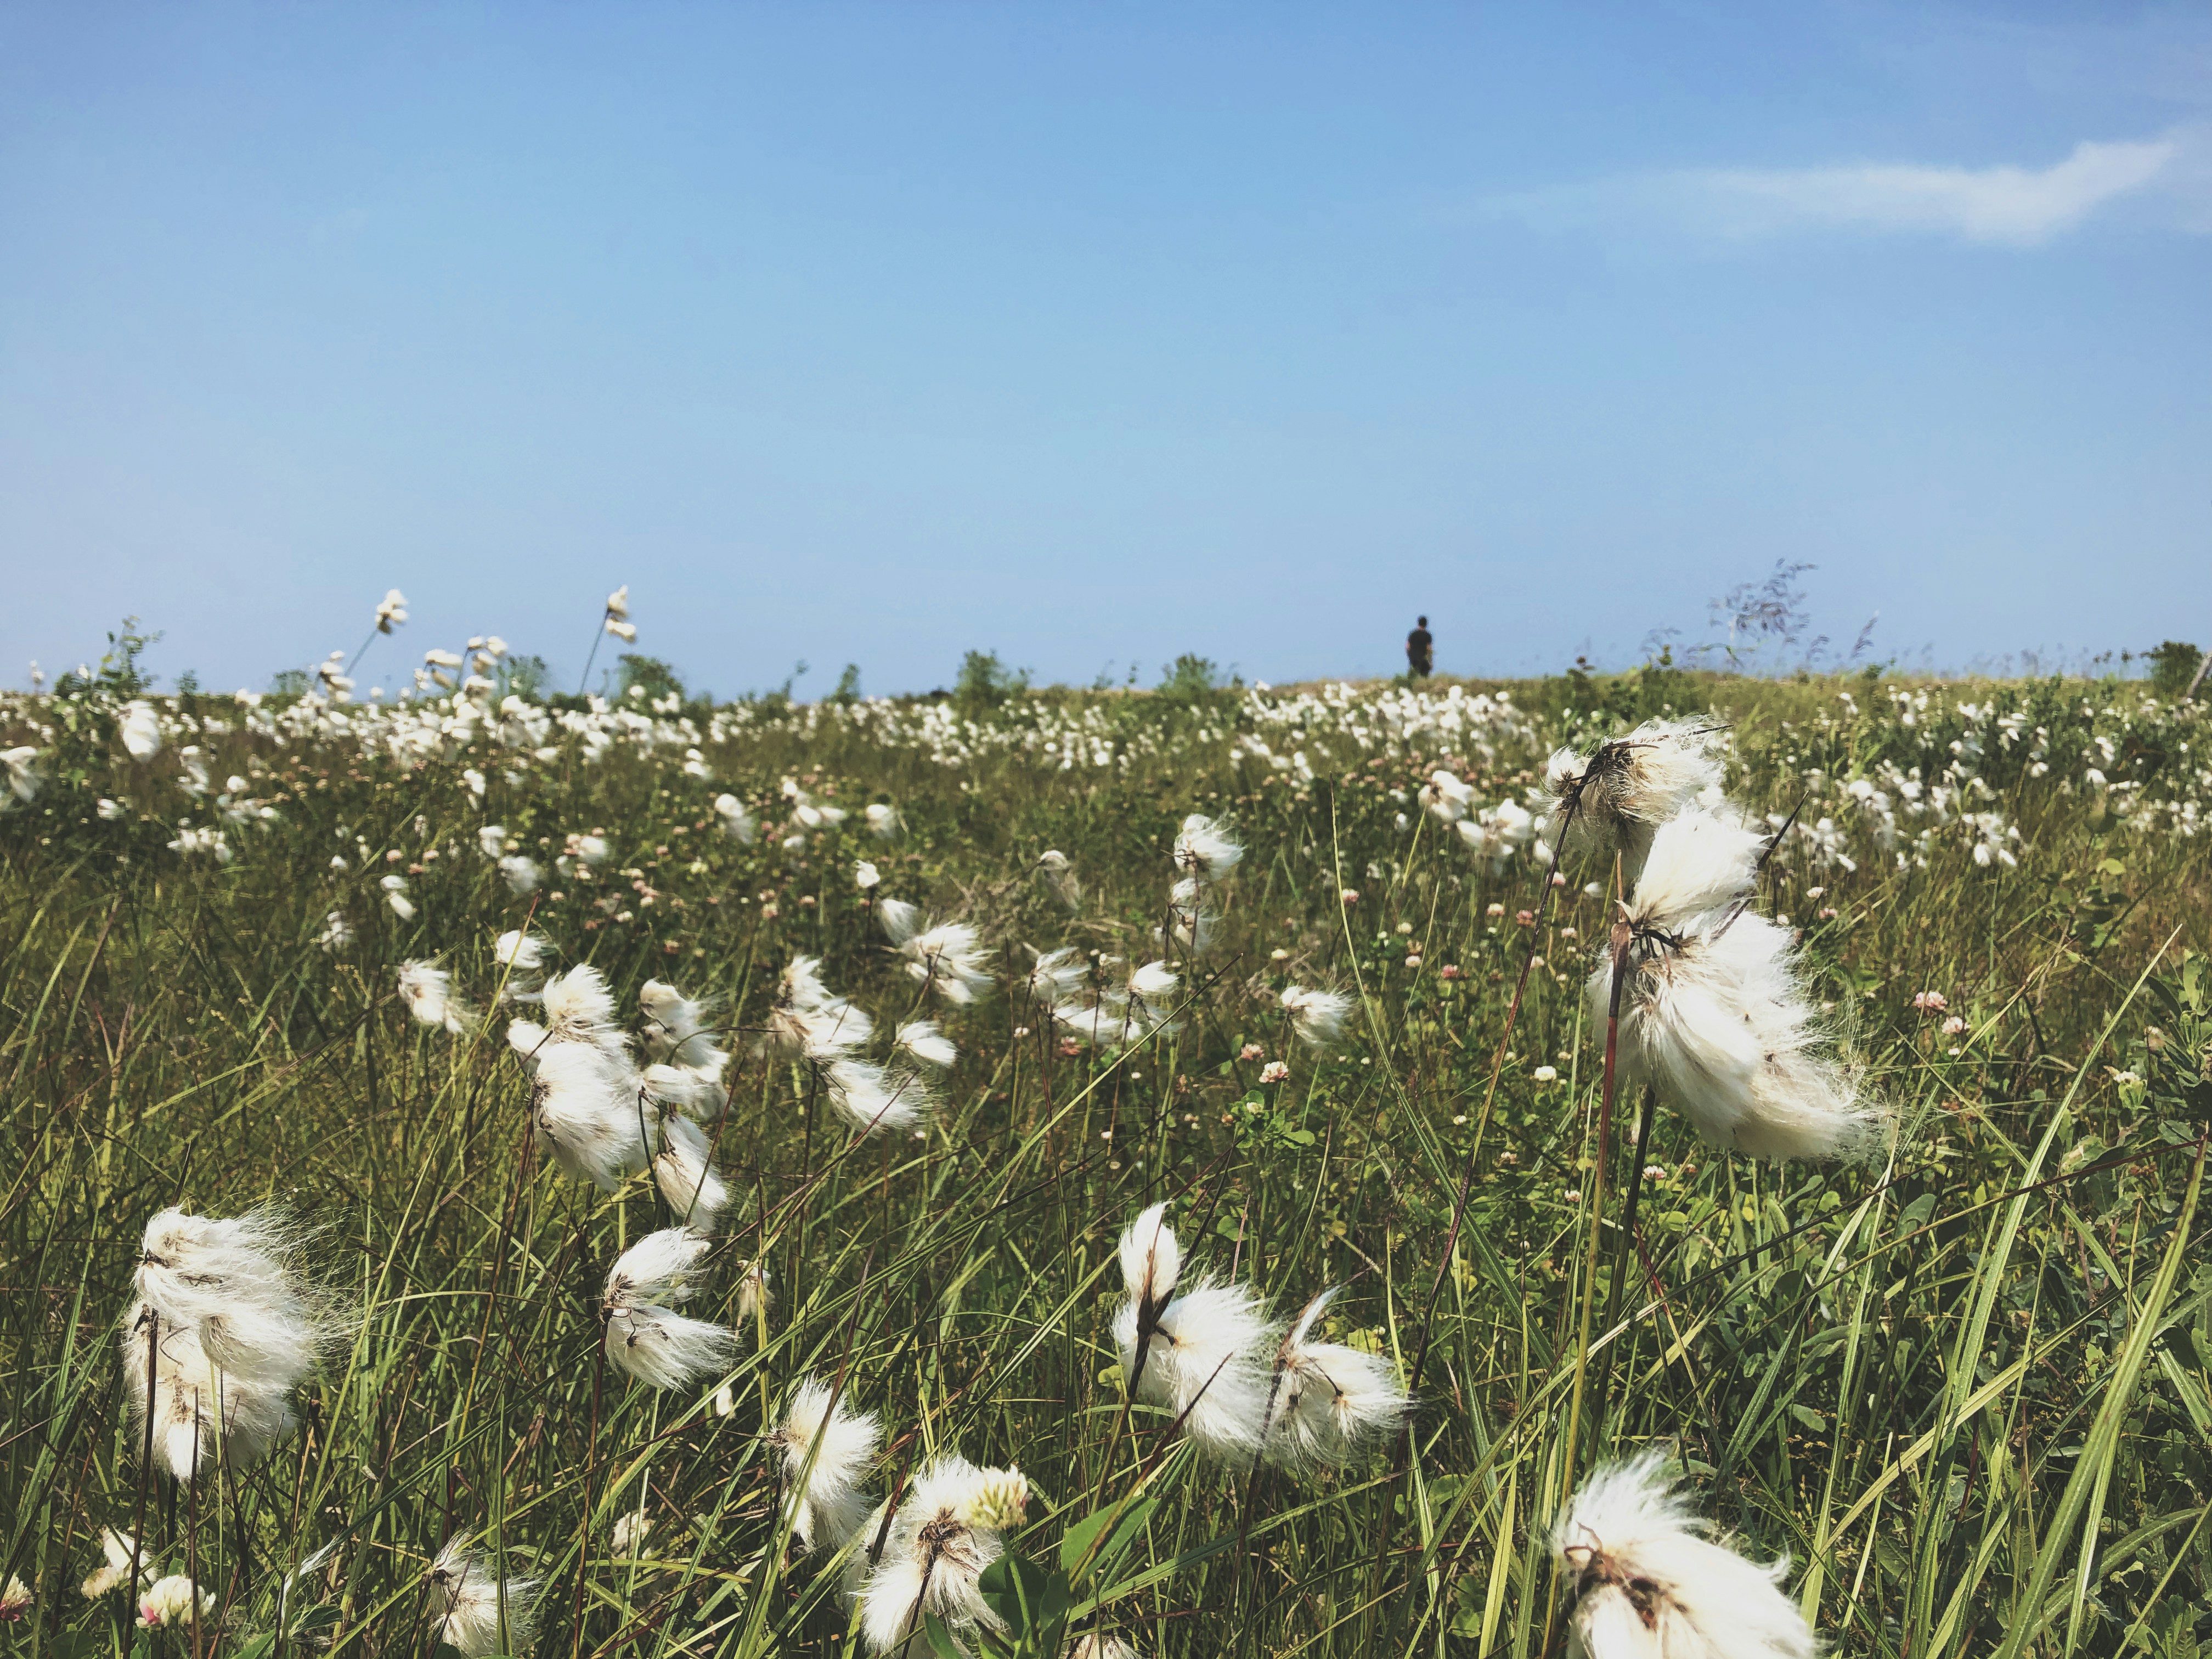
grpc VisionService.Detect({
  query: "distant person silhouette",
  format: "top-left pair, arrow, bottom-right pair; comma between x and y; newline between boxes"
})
1406,616 -> 1434,680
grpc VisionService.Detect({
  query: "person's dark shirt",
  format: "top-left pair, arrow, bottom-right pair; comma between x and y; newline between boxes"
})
1406,626 -> 1434,670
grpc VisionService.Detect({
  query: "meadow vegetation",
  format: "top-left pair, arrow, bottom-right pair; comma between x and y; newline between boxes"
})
3,642 -> 2210,1658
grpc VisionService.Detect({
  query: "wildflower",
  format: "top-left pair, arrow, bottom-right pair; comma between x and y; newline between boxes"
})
736,1259 -> 773,1326
1439,964 -> 1462,980
1533,1065 -> 1559,1082
498,853 -> 541,894
0,1576 -> 29,1620
768,957 -> 875,1059
97,795 -> 127,820
606,584 -> 630,619
1261,1288 -> 1409,1470
137,1575 -> 210,1628
375,589 -> 409,632
1601,812 -> 1885,1164
476,824 -> 508,859
1418,768 -> 1475,825
427,1541 -> 540,1659
81,1527 -> 146,1599
897,1019 -> 958,1069
606,618 -> 637,642
1173,814 -> 1244,880
775,1376 -> 881,1552
865,802 -> 902,839
317,911 -> 354,952
1260,1061 -> 1290,1084
1279,986 -> 1353,1051
1911,990 -> 1949,1014
462,768 -> 486,797
540,964 -> 629,1053
649,1109 -> 730,1228
573,832 -> 612,866
398,961 -> 477,1036
1240,1043 -> 1265,1061
602,1228 -> 739,1391
494,930 -> 550,972
1555,1449 -> 1815,1659
1341,888 -> 1361,905
855,859 -> 881,890
857,1455 -> 1018,1654
1940,1015 -> 1967,1036
1128,959 -> 1179,1011
119,701 -> 163,760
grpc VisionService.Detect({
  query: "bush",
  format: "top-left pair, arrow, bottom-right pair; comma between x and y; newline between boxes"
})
953,649 -> 1029,715
2147,640 -> 2206,700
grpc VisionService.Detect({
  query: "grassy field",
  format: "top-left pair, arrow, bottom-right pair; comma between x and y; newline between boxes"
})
3,658 -> 2210,1658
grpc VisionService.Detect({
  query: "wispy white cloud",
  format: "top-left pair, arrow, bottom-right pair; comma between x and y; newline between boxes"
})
1492,127 -> 2212,246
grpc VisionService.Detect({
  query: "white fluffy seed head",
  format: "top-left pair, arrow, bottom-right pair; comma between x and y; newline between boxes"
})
602,1228 -> 737,1391
1549,719 -> 1731,874
1600,910 -> 1886,1164
122,1305 -> 297,1482
527,1041 -> 648,1189
875,899 -> 921,948
541,964 -> 627,1053
1262,1289 -> 1410,1471
427,1541 -> 540,1659
1279,985 -> 1353,1051
859,1454 -> 1008,1654
896,1020 -> 958,1069
1556,1449 -> 1817,1659
1624,808 -> 1768,932
777,1376 -> 882,1551
1172,814 -> 1244,880
133,1208 -> 349,1389
1113,1273 -> 1279,1463
1023,946 -> 1089,1005
824,1059 -> 930,1137
493,929 -> 549,970
397,960 -> 476,1036
1117,1203 -> 1181,1311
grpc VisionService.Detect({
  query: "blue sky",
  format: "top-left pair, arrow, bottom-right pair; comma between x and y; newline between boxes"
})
3,3 -> 2207,696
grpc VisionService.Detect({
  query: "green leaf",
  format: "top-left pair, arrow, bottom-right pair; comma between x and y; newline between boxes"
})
1059,1496 -> 1160,1587
923,1612 -> 971,1659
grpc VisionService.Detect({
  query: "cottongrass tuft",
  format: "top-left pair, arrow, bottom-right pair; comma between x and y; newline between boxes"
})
858,1454 -> 1020,1655
427,1540 -> 541,1659
1554,1449 -> 1816,1659
398,960 -> 477,1036
775,1375 -> 881,1553
1599,810 -> 1886,1164
896,1019 -> 958,1070
602,1228 -> 739,1391
1279,985 -> 1353,1051
1547,718 -> 1731,875
1260,1289 -> 1409,1471
1172,813 -> 1244,880
1111,1204 -> 1278,1462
